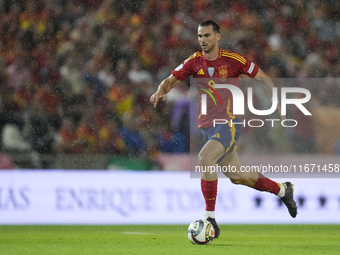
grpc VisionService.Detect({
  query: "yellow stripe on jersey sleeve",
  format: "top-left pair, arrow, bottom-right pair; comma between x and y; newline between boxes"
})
222,54 -> 246,65
222,51 -> 246,62
184,52 -> 203,64
222,52 -> 246,62
222,52 -> 246,65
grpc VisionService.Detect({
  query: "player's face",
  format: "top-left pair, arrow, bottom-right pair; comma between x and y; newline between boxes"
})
197,25 -> 220,53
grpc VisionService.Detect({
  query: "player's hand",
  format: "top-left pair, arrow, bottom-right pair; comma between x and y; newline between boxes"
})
150,90 -> 167,107
276,104 -> 286,121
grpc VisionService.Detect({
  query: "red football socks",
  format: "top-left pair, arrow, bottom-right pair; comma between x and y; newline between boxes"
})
252,173 -> 280,195
201,179 -> 218,211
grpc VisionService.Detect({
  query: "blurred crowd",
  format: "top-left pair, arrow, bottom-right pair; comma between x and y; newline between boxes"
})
0,0 -> 340,167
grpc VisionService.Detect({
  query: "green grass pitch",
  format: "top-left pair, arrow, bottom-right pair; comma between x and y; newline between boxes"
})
1,225 -> 339,255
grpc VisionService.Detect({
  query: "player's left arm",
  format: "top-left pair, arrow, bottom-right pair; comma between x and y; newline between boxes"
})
254,68 -> 285,121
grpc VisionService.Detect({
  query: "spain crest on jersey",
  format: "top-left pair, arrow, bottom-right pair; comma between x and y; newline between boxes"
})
218,66 -> 228,78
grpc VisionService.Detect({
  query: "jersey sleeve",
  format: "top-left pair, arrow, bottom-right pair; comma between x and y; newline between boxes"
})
171,55 -> 195,81
233,52 -> 259,78
230,51 -> 259,78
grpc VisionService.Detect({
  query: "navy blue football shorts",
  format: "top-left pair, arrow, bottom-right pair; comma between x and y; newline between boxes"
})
200,118 -> 241,163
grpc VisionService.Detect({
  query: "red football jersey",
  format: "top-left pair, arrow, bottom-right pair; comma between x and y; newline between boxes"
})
172,48 -> 259,129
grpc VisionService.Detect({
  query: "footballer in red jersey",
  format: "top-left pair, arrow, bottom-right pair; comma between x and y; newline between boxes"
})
150,20 -> 297,238
171,49 -> 258,129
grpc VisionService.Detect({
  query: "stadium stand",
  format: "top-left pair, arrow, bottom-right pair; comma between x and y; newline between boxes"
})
1,0 -> 340,168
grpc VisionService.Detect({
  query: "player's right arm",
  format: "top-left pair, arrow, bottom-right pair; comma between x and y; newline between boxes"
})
151,53 -> 195,107
150,74 -> 181,107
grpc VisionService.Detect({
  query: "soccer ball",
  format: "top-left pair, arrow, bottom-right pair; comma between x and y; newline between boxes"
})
187,219 -> 215,245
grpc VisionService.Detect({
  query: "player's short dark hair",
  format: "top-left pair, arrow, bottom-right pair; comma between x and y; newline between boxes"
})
199,20 -> 220,34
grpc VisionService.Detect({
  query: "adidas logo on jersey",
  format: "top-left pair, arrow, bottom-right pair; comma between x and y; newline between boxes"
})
198,69 -> 205,75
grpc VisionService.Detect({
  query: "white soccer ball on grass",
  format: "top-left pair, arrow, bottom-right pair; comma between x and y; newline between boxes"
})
187,219 -> 215,245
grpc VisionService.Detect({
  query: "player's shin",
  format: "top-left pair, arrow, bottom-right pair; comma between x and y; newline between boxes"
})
201,178 -> 217,219
252,172 -> 285,196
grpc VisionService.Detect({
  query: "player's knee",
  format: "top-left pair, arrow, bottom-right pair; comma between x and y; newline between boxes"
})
229,177 -> 253,186
230,176 -> 250,185
229,176 -> 242,185
198,153 -> 216,166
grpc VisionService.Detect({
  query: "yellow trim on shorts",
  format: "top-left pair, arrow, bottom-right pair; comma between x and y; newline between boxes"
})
225,122 -> 236,154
